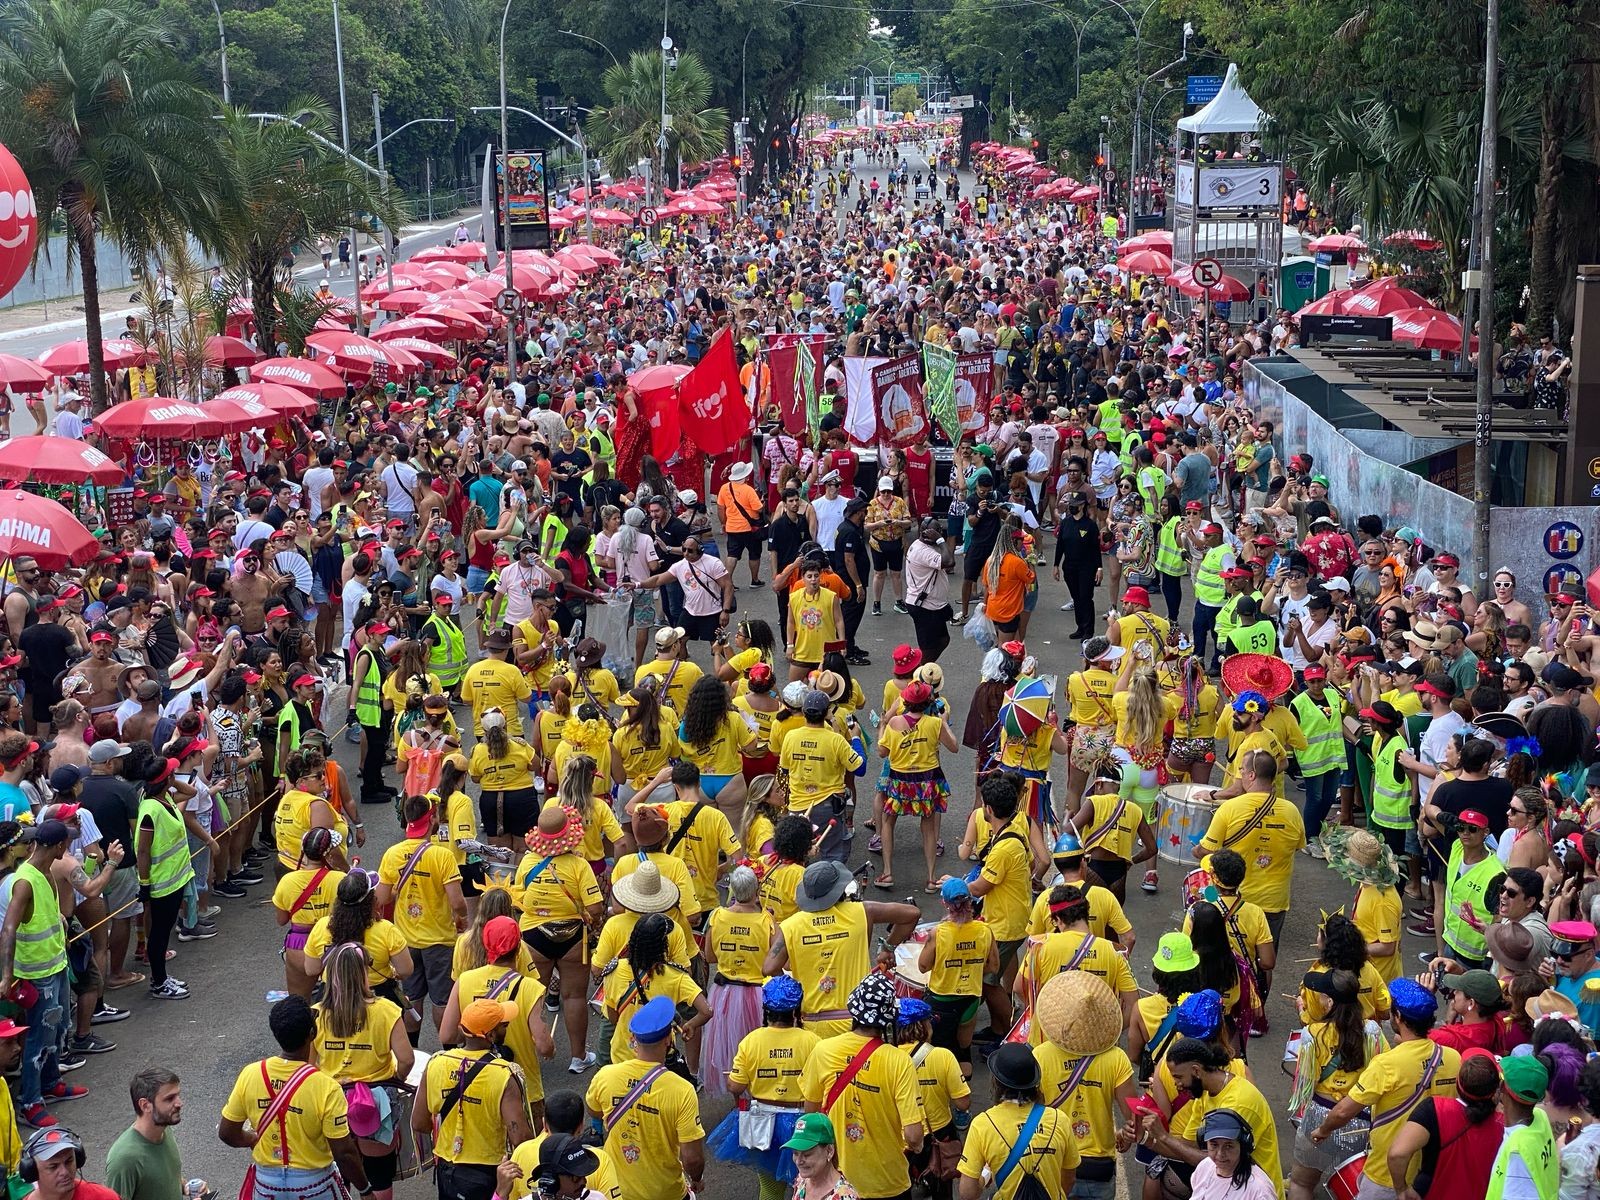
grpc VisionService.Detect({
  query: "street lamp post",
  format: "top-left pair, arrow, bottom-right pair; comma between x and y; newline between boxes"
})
210,0 -> 230,106
558,29 -> 620,68
498,0 -> 517,378
471,105 -> 595,242
330,0 -> 365,330
658,35 -> 673,204
1130,25 -> 1189,217
371,91 -> 395,294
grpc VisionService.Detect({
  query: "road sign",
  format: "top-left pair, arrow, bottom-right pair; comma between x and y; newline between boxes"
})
495,288 -> 523,315
949,95 -> 975,110
641,207 -> 659,224
1186,75 -> 1224,105
892,71 -> 922,85
1103,167 -> 1117,182
1192,257 -> 1223,289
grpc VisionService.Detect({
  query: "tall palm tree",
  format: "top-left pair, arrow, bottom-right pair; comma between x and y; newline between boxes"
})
212,104 -> 405,349
0,0 -> 229,410
585,50 -> 728,185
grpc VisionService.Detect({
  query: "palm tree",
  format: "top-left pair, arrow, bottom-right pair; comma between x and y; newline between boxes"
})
585,50 -> 728,186
0,0 -> 229,411
212,104 -> 405,349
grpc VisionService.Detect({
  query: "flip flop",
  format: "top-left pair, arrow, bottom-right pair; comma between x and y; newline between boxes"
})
106,973 -> 147,991
925,880 -> 940,894
873,873 -> 894,890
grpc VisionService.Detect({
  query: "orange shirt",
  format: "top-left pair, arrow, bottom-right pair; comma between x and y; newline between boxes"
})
718,482 -> 765,534
985,554 -> 1036,623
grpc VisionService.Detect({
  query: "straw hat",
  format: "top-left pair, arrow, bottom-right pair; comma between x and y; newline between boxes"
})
1320,824 -> 1400,889
1035,970 -> 1122,1057
1526,988 -> 1579,1021
612,860 -> 680,914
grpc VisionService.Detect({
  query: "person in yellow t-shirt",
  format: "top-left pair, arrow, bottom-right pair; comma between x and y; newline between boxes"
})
1031,972 -> 1139,1185
611,688 -> 681,799
1137,1038 -> 1283,1196
895,997 -> 971,1178
1026,834 -> 1135,950
957,1043 -> 1081,1200
440,916 -> 554,1118
1323,825 -> 1405,983
918,877 -> 997,1076
785,568 -> 845,675
635,763 -> 742,913
506,1095 -> 624,1200
1068,769 -> 1157,904
713,975 -> 819,1190
302,872 -> 414,1003
313,941 -> 412,1092
1198,748 -> 1306,940
967,773 -> 1035,1039
219,996 -> 371,1191
464,628 -> 534,737
374,795 -> 466,1032
467,709 -> 540,849
413,998 -> 534,1194
877,680 -> 960,891
614,806 -> 704,940
598,913 -> 711,1071
776,690 -> 864,827
674,678 -> 757,817
701,865 -> 775,1100
635,628 -> 704,714
585,996 -> 706,1200
1212,691 -> 1306,796
799,974 -> 925,1199
273,828 -> 348,998
549,749 -> 623,869
1016,886 -> 1138,1037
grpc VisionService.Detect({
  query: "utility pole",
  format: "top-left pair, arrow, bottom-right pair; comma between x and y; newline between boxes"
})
1471,0 -> 1500,587
211,0 -> 230,106
371,91 -> 395,293
331,0 -> 363,331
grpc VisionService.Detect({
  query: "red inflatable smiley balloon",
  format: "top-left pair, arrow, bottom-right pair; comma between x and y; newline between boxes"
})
0,143 -> 39,303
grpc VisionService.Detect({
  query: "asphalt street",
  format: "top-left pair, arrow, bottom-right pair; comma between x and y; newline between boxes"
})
36,146 -> 1364,1195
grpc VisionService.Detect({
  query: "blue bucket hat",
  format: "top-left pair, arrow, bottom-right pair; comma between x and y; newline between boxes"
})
762,975 -> 804,1013
1174,989 -> 1223,1038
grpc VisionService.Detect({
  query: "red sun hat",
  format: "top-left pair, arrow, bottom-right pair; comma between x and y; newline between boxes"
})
1220,653 -> 1294,703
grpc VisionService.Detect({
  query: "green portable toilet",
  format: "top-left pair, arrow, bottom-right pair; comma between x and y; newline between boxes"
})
1279,256 -> 1316,312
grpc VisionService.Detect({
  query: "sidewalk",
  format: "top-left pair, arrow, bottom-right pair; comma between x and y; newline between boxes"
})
0,211 -> 476,344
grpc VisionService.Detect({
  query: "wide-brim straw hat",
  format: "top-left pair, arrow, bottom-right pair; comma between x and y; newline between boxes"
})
612,860 -> 679,914
525,804 -> 586,858
1320,824 -> 1400,889
1036,970 -> 1122,1057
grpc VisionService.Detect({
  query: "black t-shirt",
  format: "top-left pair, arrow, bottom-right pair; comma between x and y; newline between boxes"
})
769,514 -> 810,584
1431,776 -> 1515,837
651,516 -> 690,565
550,448 -> 591,501
967,507 -> 1004,561
77,774 -> 140,870
17,622 -> 75,697
831,516 -> 870,584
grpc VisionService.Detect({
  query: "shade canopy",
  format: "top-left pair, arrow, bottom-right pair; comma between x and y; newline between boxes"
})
1177,64 -> 1267,135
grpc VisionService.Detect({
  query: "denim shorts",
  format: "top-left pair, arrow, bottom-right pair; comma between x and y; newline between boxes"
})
467,566 -> 490,593
311,580 -> 330,605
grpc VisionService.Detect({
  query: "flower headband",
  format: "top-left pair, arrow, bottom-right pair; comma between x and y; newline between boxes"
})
1506,736 -> 1542,759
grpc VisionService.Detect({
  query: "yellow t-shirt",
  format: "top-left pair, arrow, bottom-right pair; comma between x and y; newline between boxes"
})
1066,669 -> 1117,727
926,919 -> 994,998
883,676 -> 909,716
1019,932 -> 1135,1043
455,964 -> 548,1094
1380,688 -> 1424,719
383,669 -> 445,712
469,740 -> 537,792
705,906 -> 771,984
728,1025 -> 819,1103
611,851 -> 702,945
1034,1044 -> 1133,1159
1192,1074 -> 1282,1193
0,1078 -> 17,1178
1187,894 -> 1274,971
759,861 -> 804,924
377,838 -> 461,948
451,934 -> 534,981
509,851 -> 602,930
273,789 -> 349,871
778,724 -> 863,811
1111,691 -> 1183,754
1079,790 -> 1141,862
1347,1040 -> 1460,1187
1197,792 -> 1306,913
534,710 -> 567,763
781,901 -> 870,1034
313,997 -> 402,1084
516,618 -> 563,693
221,1056 -> 350,1169
463,658 -> 533,736
958,1100 -> 1081,1200
1169,683 -> 1222,740
552,740 -> 614,799
634,658 -> 703,715
909,1042 -> 970,1132
601,961 -> 704,1065
424,1047 -> 523,1165
568,668 -> 620,712
731,694 -> 778,755
510,1134 -> 621,1200
612,717 -> 681,787
585,1060 -> 704,1200
787,587 -> 841,664
428,789 -> 478,866
565,797 -> 622,863
679,712 -> 754,776
882,713 -> 946,772
661,799 -> 741,913
273,867 -> 347,928
304,917 -> 409,989
997,722 -> 1055,772
977,828 -> 1033,942
1353,881 -> 1404,982
1114,611 -> 1171,662
1028,883 -> 1131,942
592,910 -> 694,968
799,1033 -> 923,1198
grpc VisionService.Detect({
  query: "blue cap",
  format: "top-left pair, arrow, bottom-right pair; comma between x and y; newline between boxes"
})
1388,978 -> 1438,1021
1174,989 -> 1223,1038
762,975 -> 804,1013
897,997 -> 933,1027
1051,830 -> 1083,859
940,877 -> 971,904
628,994 -> 678,1043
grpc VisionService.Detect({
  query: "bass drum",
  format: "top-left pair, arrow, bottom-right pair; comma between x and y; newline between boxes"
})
1326,1154 -> 1366,1200
1156,783 -> 1217,867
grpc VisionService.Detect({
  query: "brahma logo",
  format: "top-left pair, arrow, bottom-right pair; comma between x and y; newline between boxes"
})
264,365 -> 312,384
151,404 -> 206,422
0,519 -> 51,548
687,381 -> 726,422
79,447 -> 112,468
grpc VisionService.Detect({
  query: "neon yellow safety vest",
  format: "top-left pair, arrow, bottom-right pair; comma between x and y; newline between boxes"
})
1370,733 -> 1411,831
1137,465 -> 1166,517
1155,517 -> 1186,578
1226,619 -> 1278,656
1215,591 -> 1250,643
354,649 -> 386,728
1442,841 -> 1503,960
137,795 -> 194,899
1486,1110 -> 1558,1200
1194,546 -> 1228,607
424,612 -> 467,687
11,862 -> 66,980
1290,691 -> 1345,778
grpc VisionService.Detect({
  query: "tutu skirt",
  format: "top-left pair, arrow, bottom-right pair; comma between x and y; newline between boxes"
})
885,767 -> 950,817
708,1104 -> 803,1183
702,980 -> 764,1098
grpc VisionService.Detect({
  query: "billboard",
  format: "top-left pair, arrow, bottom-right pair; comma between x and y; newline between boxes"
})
492,148 -> 551,250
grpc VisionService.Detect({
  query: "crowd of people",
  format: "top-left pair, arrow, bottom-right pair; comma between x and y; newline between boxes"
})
0,124 -> 1590,1200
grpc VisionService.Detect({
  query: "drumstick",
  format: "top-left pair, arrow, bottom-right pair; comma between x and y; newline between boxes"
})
810,819 -> 836,855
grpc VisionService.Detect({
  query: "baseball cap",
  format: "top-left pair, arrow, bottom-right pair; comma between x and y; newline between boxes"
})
88,741 -> 131,764
783,1113 -> 837,1151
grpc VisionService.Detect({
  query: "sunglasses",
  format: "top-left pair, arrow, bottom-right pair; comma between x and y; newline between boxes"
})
1494,580 -> 1514,588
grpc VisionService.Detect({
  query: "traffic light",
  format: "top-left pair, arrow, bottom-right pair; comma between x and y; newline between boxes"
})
1094,153 -> 1106,168
731,154 -> 742,172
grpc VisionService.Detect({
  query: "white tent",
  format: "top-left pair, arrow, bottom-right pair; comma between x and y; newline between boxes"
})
1177,64 -> 1267,135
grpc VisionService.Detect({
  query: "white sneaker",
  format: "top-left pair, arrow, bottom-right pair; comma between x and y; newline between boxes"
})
150,979 -> 189,1000
568,1052 -> 597,1074
1062,598 -> 1075,610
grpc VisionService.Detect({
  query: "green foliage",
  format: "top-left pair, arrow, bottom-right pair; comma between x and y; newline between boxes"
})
890,84 -> 921,115
584,50 -> 728,184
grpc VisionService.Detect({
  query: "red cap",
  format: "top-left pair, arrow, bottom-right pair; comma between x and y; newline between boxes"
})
149,493 -> 166,503
386,519 -> 407,529
290,673 -> 318,689
1251,535 -> 1276,546
1302,665 -> 1328,681
1457,809 -> 1489,829
434,594 -> 453,606
189,549 -> 216,560
224,470 -> 246,482
398,547 -> 422,559
492,553 -> 511,566
132,488 -> 148,499
89,630 -> 116,644
1221,566 -> 1253,580
0,1018 -> 29,1038
1200,522 -> 1222,536
241,670 -> 263,685
209,527 -> 231,540
1185,501 -> 1203,512
270,528 -> 293,540
189,586 -> 214,599
1414,680 -> 1451,700
56,585 -> 82,601
366,622 -> 392,638
265,605 -> 291,620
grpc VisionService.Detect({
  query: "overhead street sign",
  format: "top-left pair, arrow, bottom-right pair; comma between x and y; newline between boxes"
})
892,71 -> 922,85
1192,257 -> 1223,289
949,95 -> 976,110
1186,75 -> 1223,105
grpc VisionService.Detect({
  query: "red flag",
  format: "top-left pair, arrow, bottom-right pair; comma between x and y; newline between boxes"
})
872,354 -> 928,447
956,353 -> 997,435
638,382 -> 681,461
764,338 -> 803,434
677,329 -> 750,456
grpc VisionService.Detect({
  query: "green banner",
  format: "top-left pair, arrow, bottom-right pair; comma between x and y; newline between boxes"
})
922,341 -> 958,442
798,335 -> 821,440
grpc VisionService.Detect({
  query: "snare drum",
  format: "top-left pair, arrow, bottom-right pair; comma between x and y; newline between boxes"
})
1157,783 -> 1217,867
1326,1154 -> 1366,1200
892,922 -> 938,999
1181,866 -> 1212,908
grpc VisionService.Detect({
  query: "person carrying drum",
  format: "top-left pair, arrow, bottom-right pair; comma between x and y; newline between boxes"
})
1068,766 -> 1157,904
1063,639 -> 1121,806
1026,831 -> 1135,953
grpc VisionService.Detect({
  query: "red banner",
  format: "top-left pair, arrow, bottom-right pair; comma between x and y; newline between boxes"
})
871,354 -> 928,447
640,383 -> 682,461
956,353 -> 997,435
677,328 -> 750,456
763,333 -> 824,435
